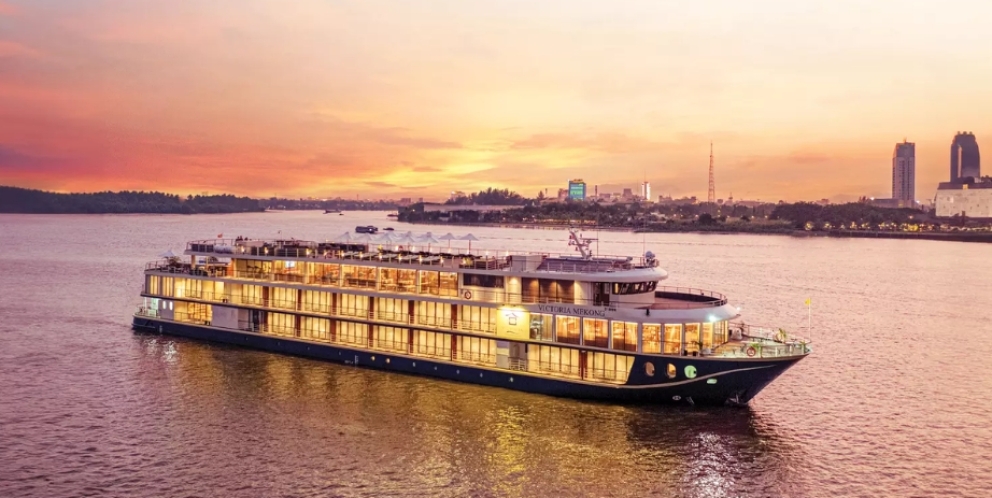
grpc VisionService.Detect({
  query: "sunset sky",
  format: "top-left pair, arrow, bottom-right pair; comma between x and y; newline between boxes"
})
1,0 -> 990,202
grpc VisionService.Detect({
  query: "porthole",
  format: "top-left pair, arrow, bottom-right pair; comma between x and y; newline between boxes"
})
645,362 -> 655,377
684,365 -> 697,379
412,362 -> 416,367
456,369 -> 460,374
479,373 -> 483,378
371,356 -> 375,361
385,358 -> 390,364
510,377 -> 514,383
707,378 -> 717,384
667,363 -> 676,379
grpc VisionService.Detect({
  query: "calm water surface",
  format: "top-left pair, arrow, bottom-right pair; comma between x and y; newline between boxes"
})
1,212 -> 990,498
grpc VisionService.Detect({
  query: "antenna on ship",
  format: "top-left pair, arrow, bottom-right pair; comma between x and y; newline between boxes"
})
567,227 -> 596,259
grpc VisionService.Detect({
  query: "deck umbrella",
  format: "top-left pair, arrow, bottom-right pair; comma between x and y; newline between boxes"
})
331,232 -> 353,243
459,233 -> 479,252
438,233 -> 457,250
158,249 -> 179,259
417,233 -> 441,252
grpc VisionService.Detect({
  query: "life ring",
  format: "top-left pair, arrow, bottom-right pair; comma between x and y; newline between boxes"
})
463,290 -> 472,300
746,346 -> 756,358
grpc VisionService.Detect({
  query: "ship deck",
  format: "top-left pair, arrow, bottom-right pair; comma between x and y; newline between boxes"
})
184,238 -> 655,274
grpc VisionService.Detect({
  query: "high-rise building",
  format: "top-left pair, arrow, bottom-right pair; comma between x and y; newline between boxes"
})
641,181 -> 651,201
892,140 -> 915,203
567,179 -> 586,200
950,132 -> 981,182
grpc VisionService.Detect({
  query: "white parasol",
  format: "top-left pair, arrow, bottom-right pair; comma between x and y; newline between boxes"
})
459,233 -> 479,252
438,233 -> 457,250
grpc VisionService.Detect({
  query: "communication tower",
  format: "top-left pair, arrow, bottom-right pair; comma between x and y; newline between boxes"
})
707,142 -> 715,203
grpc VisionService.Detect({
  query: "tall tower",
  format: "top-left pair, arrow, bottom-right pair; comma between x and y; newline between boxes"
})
892,140 -> 915,204
707,142 -> 715,203
951,132 -> 981,182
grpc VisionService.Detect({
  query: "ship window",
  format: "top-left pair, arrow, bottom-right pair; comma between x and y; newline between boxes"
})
417,301 -> 451,328
342,265 -> 377,289
685,323 -> 701,353
462,274 -> 505,288
664,324 -> 683,355
455,336 -> 496,365
372,325 -> 407,352
582,318 -> 608,348
554,316 -> 580,345
338,293 -> 369,318
419,271 -> 440,295
241,284 -> 263,306
645,362 -> 655,377
302,290 -> 331,314
439,272 -> 458,297
714,320 -> 729,345
611,281 -> 658,295
313,263 -> 340,286
396,269 -> 416,292
589,352 -> 632,383
611,321 -> 638,352
529,345 -> 580,378
529,313 -> 554,341
375,297 -> 407,323
268,312 -> 295,337
271,286 -> 297,310
414,330 -> 451,358
301,317 -> 330,342
642,324 -> 662,353
459,306 -> 496,334
702,322 -> 714,350
379,268 -> 399,292
667,363 -> 676,378
335,320 -> 368,345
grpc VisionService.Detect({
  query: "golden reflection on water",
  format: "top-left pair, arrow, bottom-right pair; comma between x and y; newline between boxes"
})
134,334 -> 796,497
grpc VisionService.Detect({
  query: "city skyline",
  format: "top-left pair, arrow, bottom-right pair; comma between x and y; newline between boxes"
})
2,1 -> 991,201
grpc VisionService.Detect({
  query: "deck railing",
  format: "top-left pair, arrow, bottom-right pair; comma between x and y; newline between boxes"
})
181,238 -> 652,272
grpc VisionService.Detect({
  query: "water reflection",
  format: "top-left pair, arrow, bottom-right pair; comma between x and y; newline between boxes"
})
132,333 -> 802,497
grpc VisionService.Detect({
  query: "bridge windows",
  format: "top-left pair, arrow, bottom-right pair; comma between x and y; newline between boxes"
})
611,281 -> 658,295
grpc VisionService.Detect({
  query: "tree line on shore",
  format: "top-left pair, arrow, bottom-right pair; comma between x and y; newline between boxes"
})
0,186 -> 264,214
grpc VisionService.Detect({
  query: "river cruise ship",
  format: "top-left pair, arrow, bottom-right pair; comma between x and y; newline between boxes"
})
133,230 -> 810,406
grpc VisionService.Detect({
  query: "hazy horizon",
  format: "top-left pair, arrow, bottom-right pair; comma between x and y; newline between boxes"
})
1,0 -> 989,202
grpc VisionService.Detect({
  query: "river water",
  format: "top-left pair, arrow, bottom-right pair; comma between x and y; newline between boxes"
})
1,211 -> 990,498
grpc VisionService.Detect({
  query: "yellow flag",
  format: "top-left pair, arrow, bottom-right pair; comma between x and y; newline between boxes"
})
805,298 -> 811,306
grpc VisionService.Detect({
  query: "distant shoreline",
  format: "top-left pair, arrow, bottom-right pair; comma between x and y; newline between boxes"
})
402,220 -> 992,243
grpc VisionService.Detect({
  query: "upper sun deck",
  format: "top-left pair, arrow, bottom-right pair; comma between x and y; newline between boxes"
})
183,237 -> 666,279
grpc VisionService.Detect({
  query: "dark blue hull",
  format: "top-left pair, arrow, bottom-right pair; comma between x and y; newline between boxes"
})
132,317 -> 804,406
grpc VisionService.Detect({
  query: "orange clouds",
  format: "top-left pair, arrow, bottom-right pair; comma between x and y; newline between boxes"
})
1,0 -> 991,202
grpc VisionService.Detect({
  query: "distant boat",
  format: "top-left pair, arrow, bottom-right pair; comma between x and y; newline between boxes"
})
339,213 -> 344,216
384,227 -> 395,231
355,225 -> 378,234
324,209 -> 342,214
387,213 -> 399,218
